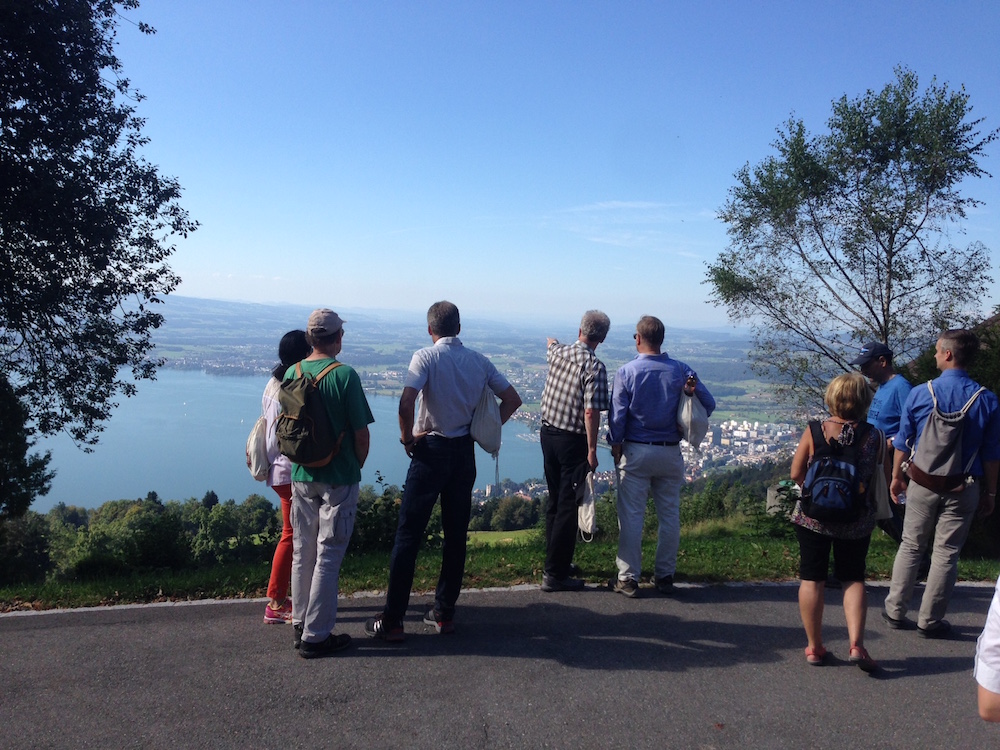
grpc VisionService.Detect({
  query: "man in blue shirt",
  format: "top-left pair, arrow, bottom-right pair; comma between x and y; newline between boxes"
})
607,316 -> 715,596
850,341 -> 912,543
883,329 -> 1000,638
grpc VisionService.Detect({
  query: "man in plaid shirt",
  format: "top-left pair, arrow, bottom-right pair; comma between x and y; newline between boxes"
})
539,310 -> 610,591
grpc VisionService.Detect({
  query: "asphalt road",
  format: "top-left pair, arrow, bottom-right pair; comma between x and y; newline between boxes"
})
1,581 -> 997,749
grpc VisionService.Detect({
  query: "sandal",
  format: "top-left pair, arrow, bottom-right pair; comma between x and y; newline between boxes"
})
849,643 -> 878,673
804,645 -> 827,666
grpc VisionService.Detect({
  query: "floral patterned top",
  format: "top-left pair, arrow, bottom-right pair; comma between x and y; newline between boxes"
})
791,421 -> 883,540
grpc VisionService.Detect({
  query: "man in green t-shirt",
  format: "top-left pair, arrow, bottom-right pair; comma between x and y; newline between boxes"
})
285,308 -> 374,658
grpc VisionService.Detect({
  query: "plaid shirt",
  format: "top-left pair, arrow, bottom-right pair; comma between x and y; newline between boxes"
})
540,340 -> 609,434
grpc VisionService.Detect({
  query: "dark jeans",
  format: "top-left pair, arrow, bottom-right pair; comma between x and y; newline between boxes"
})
541,424 -> 588,579
384,434 -> 476,620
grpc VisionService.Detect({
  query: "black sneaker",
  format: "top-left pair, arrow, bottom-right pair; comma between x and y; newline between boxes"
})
654,575 -> 674,595
365,614 -> 405,642
917,620 -> 952,639
881,610 -> 910,630
609,577 -> 639,598
298,633 -> 351,659
541,574 -> 585,592
568,562 -> 582,576
293,622 -> 303,649
423,607 -> 455,634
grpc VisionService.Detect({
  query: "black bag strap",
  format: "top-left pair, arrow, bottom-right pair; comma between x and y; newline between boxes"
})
810,420 -> 870,459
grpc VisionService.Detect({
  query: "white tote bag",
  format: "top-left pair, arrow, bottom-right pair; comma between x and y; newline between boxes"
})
578,471 -> 597,542
470,385 -> 502,456
677,392 -> 709,454
246,415 -> 270,481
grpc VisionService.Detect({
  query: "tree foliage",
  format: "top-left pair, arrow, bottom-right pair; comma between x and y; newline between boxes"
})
706,68 -> 996,406
0,378 -> 53,519
0,0 -> 196,448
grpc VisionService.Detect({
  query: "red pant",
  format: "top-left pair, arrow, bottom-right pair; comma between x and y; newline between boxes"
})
266,484 -> 293,602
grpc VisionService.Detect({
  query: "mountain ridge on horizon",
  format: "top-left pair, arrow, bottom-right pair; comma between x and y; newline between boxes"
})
158,294 -> 754,347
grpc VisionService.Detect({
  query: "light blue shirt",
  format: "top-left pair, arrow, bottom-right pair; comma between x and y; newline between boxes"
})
608,352 -> 715,444
868,374 -> 912,437
406,337 -> 511,438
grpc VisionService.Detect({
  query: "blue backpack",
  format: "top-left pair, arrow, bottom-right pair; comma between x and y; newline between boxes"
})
800,421 -> 872,523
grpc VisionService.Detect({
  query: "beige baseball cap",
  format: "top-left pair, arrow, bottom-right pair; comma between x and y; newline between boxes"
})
307,308 -> 345,337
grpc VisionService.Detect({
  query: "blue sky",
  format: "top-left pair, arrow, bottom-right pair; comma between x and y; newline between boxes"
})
115,0 -> 1000,329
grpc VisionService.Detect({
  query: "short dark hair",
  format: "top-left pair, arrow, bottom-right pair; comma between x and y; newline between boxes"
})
306,328 -> 342,349
636,316 -> 664,348
939,328 -> 979,368
427,301 -> 460,337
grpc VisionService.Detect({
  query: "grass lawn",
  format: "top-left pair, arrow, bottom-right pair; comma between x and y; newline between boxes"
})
2,524 -> 997,612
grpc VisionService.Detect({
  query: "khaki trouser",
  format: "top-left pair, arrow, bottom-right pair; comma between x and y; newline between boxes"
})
884,480 -> 979,629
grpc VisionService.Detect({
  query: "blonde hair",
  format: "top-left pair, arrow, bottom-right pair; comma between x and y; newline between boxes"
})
824,371 -> 872,421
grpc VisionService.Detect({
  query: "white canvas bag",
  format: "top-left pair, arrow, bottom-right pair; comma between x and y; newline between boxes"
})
470,385 -> 502,456
677,392 -> 709,454
578,471 -> 597,542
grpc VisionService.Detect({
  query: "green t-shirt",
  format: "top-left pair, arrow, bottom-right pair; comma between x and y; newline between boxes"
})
283,358 -> 374,486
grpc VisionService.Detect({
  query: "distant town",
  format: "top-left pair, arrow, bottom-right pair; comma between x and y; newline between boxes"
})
153,296 -> 801,502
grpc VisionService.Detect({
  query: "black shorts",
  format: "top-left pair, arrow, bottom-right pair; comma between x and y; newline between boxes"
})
795,524 -> 871,583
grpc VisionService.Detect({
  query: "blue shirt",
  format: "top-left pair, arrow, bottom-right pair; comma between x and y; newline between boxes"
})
868,374 -> 912,437
608,352 -> 715,444
892,368 -> 1000,475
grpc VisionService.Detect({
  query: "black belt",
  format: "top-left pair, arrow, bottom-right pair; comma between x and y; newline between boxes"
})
541,423 -> 584,436
628,440 -> 679,446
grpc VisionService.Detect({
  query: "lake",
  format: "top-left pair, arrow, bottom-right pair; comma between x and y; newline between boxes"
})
33,370 -> 547,512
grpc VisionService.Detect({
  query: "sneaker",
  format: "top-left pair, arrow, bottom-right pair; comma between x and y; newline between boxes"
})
917,620 -> 952,639
654,575 -> 674,595
365,614 -> 405,642
881,610 -> 909,630
299,633 -> 352,659
568,562 -> 582,576
423,607 -> 455,634
264,599 -> 293,624
293,623 -> 303,650
609,577 -> 639,598
541,574 -> 585,592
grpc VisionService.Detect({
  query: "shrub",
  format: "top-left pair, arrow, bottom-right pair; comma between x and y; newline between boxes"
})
0,512 -> 51,584
352,483 -> 402,553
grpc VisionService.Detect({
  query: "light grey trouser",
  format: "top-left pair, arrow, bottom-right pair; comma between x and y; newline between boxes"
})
615,442 -> 686,582
884,479 -> 979,629
290,482 -> 358,644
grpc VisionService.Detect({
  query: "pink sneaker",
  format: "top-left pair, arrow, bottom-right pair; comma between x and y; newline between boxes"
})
263,599 -> 293,624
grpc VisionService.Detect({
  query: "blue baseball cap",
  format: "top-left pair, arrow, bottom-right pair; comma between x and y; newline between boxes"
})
849,342 -> 893,366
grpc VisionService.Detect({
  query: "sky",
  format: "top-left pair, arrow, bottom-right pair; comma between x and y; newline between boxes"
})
112,0 -> 1000,329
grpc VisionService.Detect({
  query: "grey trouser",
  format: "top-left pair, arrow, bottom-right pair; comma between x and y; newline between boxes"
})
884,480 -> 979,629
290,481 -> 358,644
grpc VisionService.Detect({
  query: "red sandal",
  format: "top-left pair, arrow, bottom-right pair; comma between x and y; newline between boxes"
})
805,645 -> 827,666
849,643 -> 878,673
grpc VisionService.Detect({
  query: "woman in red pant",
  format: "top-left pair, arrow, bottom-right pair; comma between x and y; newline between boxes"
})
262,330 -> 311,623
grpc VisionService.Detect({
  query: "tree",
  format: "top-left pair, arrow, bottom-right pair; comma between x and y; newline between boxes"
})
0,378 -> 52,520
0,1 -> 197,451
0,511 -> 51,584
706,68 -> 996,406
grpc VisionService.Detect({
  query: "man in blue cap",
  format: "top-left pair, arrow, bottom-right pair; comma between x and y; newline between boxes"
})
850,341 -> 912,543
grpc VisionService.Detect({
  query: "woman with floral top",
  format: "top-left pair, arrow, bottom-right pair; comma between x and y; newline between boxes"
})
790,371 -> 882,672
